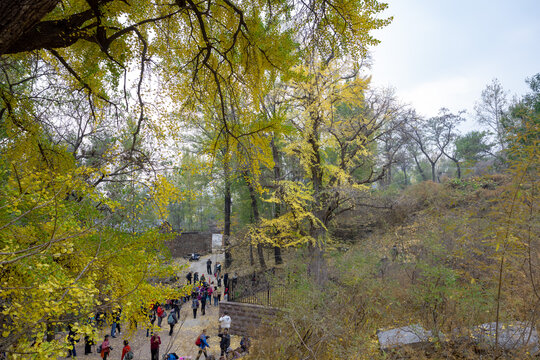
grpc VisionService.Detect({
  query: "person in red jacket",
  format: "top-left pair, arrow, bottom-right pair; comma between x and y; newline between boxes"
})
150,334 -> 161,360
156,305 -> 165,327
121,340 -> 132,360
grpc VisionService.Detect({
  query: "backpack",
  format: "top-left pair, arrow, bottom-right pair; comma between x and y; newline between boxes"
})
167,312 -> 175,324
96,345 -> 102,353
124,350 -> 134,360
195,335 -> 201,346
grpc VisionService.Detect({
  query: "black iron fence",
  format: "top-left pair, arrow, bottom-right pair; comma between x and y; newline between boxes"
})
227,269 -> 287,308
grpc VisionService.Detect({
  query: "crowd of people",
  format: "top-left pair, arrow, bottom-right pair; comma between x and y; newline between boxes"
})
85,258 -> 250,360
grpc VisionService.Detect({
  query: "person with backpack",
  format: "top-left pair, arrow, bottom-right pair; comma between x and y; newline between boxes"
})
191,296 -> 199,319
150,333 -> 161,360
218,328 -> 231,357
167,308 -> 178,336
99,335 -> 112,360
199,288 -> 207,316
195,329 -> 210,359
121,340 -> 133,360
156,305 -> 166,327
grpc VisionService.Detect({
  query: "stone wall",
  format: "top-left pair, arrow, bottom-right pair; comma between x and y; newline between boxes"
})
165,232 -> 212,258
219,301 -> 279,336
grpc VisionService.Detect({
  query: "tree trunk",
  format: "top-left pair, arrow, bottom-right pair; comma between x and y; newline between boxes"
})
412,153 -> 428,181
430,162 -> 437,182
271,136 -> 283,265
245,172 -> 266,269
308,225 -> 328,285
0,0 -> 60,55
402,165 -> 408,186
224,155 -> 232,268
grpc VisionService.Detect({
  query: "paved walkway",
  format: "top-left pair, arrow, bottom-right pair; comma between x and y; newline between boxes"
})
68,253 -> 239,359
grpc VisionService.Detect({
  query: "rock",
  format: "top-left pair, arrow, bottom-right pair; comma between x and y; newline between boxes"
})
377,324 -> 434,351
467,322 -> 539,353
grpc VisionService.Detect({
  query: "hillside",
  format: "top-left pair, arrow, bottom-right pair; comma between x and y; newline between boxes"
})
245,174 -> 539,359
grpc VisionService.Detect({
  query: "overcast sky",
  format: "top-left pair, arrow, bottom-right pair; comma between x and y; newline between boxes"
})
368,0 -> 540,129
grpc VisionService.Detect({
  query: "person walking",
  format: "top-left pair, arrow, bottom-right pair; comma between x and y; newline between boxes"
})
156,305 -> 165,327
191,296 -> 199,319
218,328 -> 231,357
219,311 -> 231,331
167,308 -> 178,336
147,308 -> 156,337
223,273 -> 229,289
199,288 -> 207,316
206,258 -> 212,275
216,262 -> 222,278
100,335 -> 111,360
186,271 -> 192,284
121,340 -> 132,360
150,334 -> 161,360
193,272 -> 199,283
194,329 -> 210,360
67,326 -> 77,358
207,285 -> 213,305
84,335 -> 94,355
213,286 -> 219,306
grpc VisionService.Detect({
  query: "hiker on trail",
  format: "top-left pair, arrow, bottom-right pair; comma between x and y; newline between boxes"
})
223,273 -> 229,289
156,305 -> 165,327
150,333 -> 161,360
217,275 -> 222,288
100,335 -> 111,360
200,288 -> 207,316
213,286 -> 219,306
207,258 -> 212,275
186,271 -> 193,284
84,335 -> 94,355
147,308 -> 156,337
193,272 -> 199,283
111,307 -> 120,338
218,328 -> 231,357
167,308 -> 178,336
201,274 -> 206,284
195,329 -> 210,360
192,296 -> 199,319
219,311 -> 231,331
216,262 -> 222,278
223,288 -> 229,302
240,336 -> 251,353
207,285 -> 213,304
67,326 -> 77,358
121,340 -> 132,360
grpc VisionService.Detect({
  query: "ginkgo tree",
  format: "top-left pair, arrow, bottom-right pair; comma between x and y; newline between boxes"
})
251,57 -> 399,283
1,0 -> 392,356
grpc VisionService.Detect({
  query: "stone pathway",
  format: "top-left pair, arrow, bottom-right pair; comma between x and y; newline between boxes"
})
68,253 -> 240,359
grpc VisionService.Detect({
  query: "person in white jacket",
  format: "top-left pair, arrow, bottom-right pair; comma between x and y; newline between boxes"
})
219,312 -> 231,331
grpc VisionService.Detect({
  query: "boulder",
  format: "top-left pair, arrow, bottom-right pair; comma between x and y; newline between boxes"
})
467,322 -> 539,353
377,324 -> 435,351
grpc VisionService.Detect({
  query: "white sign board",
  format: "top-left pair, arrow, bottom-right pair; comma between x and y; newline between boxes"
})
212,233 -> 223,250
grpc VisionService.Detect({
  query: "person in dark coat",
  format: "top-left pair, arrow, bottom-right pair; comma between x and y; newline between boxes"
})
206,258 -> 212,275
186,271 -> 193,284
218,328 -> 231,357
